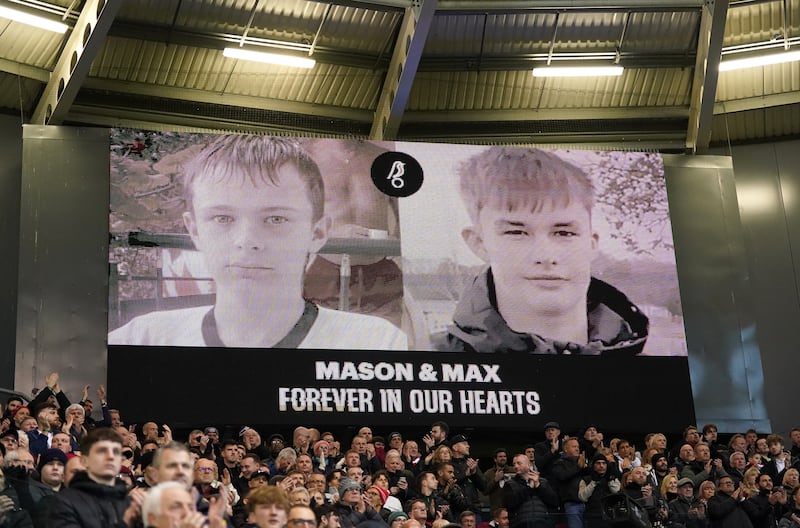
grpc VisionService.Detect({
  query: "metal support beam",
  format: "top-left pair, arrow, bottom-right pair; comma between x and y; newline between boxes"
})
0,58 -> 49,83
685,0 -> 728,153
31,0 -> 122,125
79,78 -> 373,122
714,91 -> 800,114
370,0 -> 438,140
404,106 -> 690,122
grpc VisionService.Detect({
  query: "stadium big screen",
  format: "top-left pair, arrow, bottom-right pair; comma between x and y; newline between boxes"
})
107,130 -> 694,432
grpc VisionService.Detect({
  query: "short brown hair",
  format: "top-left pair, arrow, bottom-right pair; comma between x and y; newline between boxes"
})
80,427 -> 123,454
247,485 -> 290,514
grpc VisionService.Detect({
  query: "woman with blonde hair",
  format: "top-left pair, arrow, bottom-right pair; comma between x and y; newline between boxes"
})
783,468 -> 800,491
742,466 -> 761,498
660,474 -> 680,502
648,433 -> 668,453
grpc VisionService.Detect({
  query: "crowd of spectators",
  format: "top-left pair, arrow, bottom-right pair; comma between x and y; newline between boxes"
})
1,373 -> 799,528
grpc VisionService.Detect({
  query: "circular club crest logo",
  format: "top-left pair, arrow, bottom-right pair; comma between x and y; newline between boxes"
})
371,152 -> 424,198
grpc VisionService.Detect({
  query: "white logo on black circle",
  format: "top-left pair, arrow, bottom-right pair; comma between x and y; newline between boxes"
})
371,152 -> 423,198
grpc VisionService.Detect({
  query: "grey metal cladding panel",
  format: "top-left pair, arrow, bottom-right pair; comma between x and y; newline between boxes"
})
730,141 -> 800,433
770,139 -> 800,432
664,155 -> 769,430
15,126 -> 110,397
773,140 -> 800,288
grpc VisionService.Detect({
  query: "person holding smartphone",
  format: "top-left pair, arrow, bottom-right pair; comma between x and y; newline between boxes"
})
742,473 -> 789,528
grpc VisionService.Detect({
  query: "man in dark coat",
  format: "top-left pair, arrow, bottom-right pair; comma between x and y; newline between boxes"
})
550,438 -> 587,528
504,453 -> 559,528
707,476 -> 754,528
669,478 -> 706,528
578,453 -> 621,528
534,422 -> 563,480
47,428 -> 145,528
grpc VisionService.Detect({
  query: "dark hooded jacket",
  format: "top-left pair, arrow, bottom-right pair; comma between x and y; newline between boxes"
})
46,471 -> 131,528
438,269 -> 648,355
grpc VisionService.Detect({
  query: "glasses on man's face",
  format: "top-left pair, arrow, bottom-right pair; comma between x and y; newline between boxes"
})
196,467 -> 215,473
287,520 -> 316,527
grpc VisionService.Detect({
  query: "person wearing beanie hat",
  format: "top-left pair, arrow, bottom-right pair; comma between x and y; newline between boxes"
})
313,439 -> 333,473
388,511 -> 408,526
37,447 -> 67,473
366,485 -> 390,509
649,452 -> 671,489
34,447 -> 68,498
579,451 -> 621,528
12,405 -> 30,428
338,477 -> 361,497
579,425 -> 604,461
334,478 -> 385,528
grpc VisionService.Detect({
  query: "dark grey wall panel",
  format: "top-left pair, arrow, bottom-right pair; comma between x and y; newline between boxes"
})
724,140 -> 800,436
664,155 -> 769,433
15,126 -> 109,400
0,115 -> 22,390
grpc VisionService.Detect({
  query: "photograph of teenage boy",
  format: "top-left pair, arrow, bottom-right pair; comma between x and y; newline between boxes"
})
108,135 -> 407,349
438,147 -> 648,354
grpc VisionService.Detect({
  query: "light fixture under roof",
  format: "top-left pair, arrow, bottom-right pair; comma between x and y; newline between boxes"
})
223,47 -> 315,69
0,5 -> 68,33
719,49 -> 800,71
532,66 -> 624,78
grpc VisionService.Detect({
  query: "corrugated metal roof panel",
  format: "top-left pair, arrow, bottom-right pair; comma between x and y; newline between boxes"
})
623,11 -> 700,52
0,22 -> 63,68
91,36 -> 383,109
717,62 -> 800,101
424,9 -> 700,57
407,68 -> 692,111
725,0 -> 800,46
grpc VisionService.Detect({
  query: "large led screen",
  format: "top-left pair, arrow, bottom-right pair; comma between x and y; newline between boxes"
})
108,130 -> 694,431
